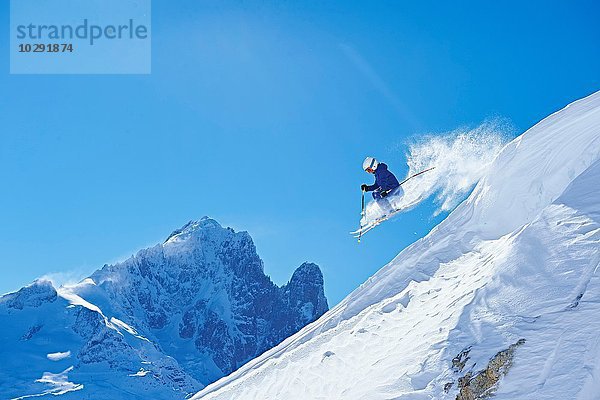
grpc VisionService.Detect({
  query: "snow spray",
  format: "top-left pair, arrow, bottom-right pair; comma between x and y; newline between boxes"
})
403,118 -> 512,215
362,119 -> 512,223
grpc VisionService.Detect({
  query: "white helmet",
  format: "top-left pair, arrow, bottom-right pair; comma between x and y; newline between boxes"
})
363,156 -> 379,172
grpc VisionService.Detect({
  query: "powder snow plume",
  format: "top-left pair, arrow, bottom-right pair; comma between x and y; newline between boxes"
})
364,119 -> 512,221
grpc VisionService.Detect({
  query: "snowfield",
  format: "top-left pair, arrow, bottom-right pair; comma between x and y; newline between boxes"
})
194,91 -> 600,400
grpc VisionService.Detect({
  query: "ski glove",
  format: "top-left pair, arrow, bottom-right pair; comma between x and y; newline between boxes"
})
380,190 -> 388,198
361,184 -> 368,191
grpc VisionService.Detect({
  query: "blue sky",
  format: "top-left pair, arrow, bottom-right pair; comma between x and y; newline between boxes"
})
1,0 -> 599,305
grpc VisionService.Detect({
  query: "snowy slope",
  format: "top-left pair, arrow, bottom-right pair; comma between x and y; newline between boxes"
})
0,279 -> 198,400
0,219 -> 328,400
194,91 -> 600,400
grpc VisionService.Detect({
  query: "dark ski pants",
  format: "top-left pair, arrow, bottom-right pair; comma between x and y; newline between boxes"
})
372,186 -> 402,215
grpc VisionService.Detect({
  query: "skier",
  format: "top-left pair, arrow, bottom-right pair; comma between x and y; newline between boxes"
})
360,157 -> 401,200
352,159 -> 435,240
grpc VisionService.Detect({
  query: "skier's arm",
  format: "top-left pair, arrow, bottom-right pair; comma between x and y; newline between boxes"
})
364,183 -> 379,192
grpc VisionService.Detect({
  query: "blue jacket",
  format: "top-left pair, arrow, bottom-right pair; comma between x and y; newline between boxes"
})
365,163 -> 400,192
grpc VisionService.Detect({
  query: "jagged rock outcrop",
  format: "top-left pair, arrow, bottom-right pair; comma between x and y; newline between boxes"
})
454,340 -> 526,400
88,217 -> 328,382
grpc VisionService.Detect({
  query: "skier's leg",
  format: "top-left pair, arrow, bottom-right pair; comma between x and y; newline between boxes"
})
385,186 -> 403,212
372,190 -> 392,215
379,199 -> 393,215
391,185 -> 404,198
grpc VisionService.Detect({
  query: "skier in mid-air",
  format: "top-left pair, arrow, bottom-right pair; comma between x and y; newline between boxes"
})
353,157 -> 435,239
361,157 -> 401,200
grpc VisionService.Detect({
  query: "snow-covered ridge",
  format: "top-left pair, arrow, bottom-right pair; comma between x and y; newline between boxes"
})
194,91 -> 600,400
0,218 -> 328,400
0,279 -> 58,309
164,216 -> 223,243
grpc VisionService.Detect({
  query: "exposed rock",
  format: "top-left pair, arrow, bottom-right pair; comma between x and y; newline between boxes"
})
455,339 -> 526,400
452,346 -> 472,372
20,324 -> 42,341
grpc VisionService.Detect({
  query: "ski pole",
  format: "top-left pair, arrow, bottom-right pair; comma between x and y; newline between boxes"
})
361,189 -> 365,217
399,166 -> 436,186
358,189 -> 365,243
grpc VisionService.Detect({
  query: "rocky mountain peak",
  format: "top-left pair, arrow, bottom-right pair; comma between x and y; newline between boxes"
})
289,262 -> 324,285
1,218 -> 329,399
1,279 -> 57,310
164,217 -> 225,243
283,262 -> 328,326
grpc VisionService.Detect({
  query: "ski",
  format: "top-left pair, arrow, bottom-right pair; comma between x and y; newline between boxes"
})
351,209 -> 401,237
351,197 -> 423,238
351,220 -> 382,237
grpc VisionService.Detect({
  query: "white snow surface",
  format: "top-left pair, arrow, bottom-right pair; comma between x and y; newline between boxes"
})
11,366 -> 84,399
194,91 -> 600,400
46,351 -> 71,362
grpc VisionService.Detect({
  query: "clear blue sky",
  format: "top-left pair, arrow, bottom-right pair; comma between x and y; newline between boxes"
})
1,1 -> 599,305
